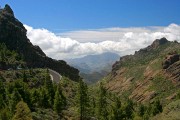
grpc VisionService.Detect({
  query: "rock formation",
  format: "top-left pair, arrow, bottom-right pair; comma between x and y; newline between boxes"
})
0,4 -> 80,81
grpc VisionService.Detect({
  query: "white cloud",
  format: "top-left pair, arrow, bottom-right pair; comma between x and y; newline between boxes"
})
24,24 -> 180,60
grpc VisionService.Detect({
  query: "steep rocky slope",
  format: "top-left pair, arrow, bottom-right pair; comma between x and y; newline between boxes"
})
105,38 -> 180,103
0,5 -> 80,81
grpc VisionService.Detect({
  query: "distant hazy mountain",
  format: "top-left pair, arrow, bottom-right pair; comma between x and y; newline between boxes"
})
66,52 -> 120,83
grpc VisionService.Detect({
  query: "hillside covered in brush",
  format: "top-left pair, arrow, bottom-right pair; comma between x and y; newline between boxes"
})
0,66 -> 81,120
106,38 -> 180,103
101,38 -> 180,119
0,5 -> 79,81
1,4 -> 180,120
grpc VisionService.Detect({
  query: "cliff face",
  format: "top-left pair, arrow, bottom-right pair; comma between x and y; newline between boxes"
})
0,5 -> 80,81
106,38 -> 180,103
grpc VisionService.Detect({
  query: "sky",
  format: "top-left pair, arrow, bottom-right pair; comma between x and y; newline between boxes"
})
0,0 -> 180,59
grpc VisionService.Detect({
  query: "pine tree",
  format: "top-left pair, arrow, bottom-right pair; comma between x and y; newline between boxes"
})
124,99 -> 133,119
0,80 -> 5,99
78,79 -> 90,120
97,82 -> 108,120
23,70 -> 27,82
9,88 -> 22,114
53,86 -> 63,114
40,87 -> 50,108
0,44 -> 6,69
0,107 -> 11,120
0,80 -> 6,109
29,68 -> 33,75
91,97 -> 96,116
151,99 -> 162,116
143,112 -> 150,120
31,89 -> 40,108
112,96 -> 123,120
138,104 -> 145,117
12,101 -> 32,120
0,94 -> 5,109
57,83 -> 67,109
142,103 -> 152,120
44,69 -> 54,106
13,80 -> 31,108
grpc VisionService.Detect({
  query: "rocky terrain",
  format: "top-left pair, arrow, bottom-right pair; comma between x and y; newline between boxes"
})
1,4 -> 180,120
0,5 -> 80,81
106,38 -> 180,103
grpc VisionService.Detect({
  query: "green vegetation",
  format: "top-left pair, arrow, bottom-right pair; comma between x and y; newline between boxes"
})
0,67 -> 67,119
78,79 -> 90,120
152,100 -> 180,120
149,74 -> 175,103
101,39 -> 180,119
0,37 -> 179,120
97,82 -> 109,120
12,101 -> 32,120
0,62 -> 178,120
0,8 -> 80,81
120,42 -> 179,68
0,43 -> 24,70
0,4 -> 180,119
53,84 -> 66,114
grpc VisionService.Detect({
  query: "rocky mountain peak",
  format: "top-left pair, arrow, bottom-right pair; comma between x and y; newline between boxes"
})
111,38 -> 177,77
0,4 -> 14,17
4,4 -> 14,15
133,37 -> 169,56
151,37 -> 168,48
0,4 -> 80,81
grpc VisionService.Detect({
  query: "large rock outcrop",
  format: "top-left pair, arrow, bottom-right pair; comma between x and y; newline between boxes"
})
162,53 -> 179,69
0,5 -> 80,81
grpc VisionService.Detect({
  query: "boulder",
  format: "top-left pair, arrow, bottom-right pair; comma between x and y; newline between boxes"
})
162,54 -> 180,69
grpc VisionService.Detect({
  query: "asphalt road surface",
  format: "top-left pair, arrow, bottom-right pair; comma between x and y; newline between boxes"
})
49,69 -> 62,83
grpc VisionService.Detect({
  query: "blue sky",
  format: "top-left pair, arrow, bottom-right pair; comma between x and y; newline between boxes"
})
0,0 -> 180,32
1,0 -> 180,59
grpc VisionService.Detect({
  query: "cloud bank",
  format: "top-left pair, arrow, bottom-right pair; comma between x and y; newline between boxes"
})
24,24 -> 180,60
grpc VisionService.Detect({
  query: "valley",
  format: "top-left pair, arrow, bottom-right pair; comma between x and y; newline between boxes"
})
0,4 -> 180,120
66,52 -> 119,84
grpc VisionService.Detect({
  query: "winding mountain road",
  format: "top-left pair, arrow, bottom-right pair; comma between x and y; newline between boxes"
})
49,69 -> 62,83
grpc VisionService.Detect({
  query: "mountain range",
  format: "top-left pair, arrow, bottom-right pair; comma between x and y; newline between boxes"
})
0,4 -> 180,120
66,52 -> 120,83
